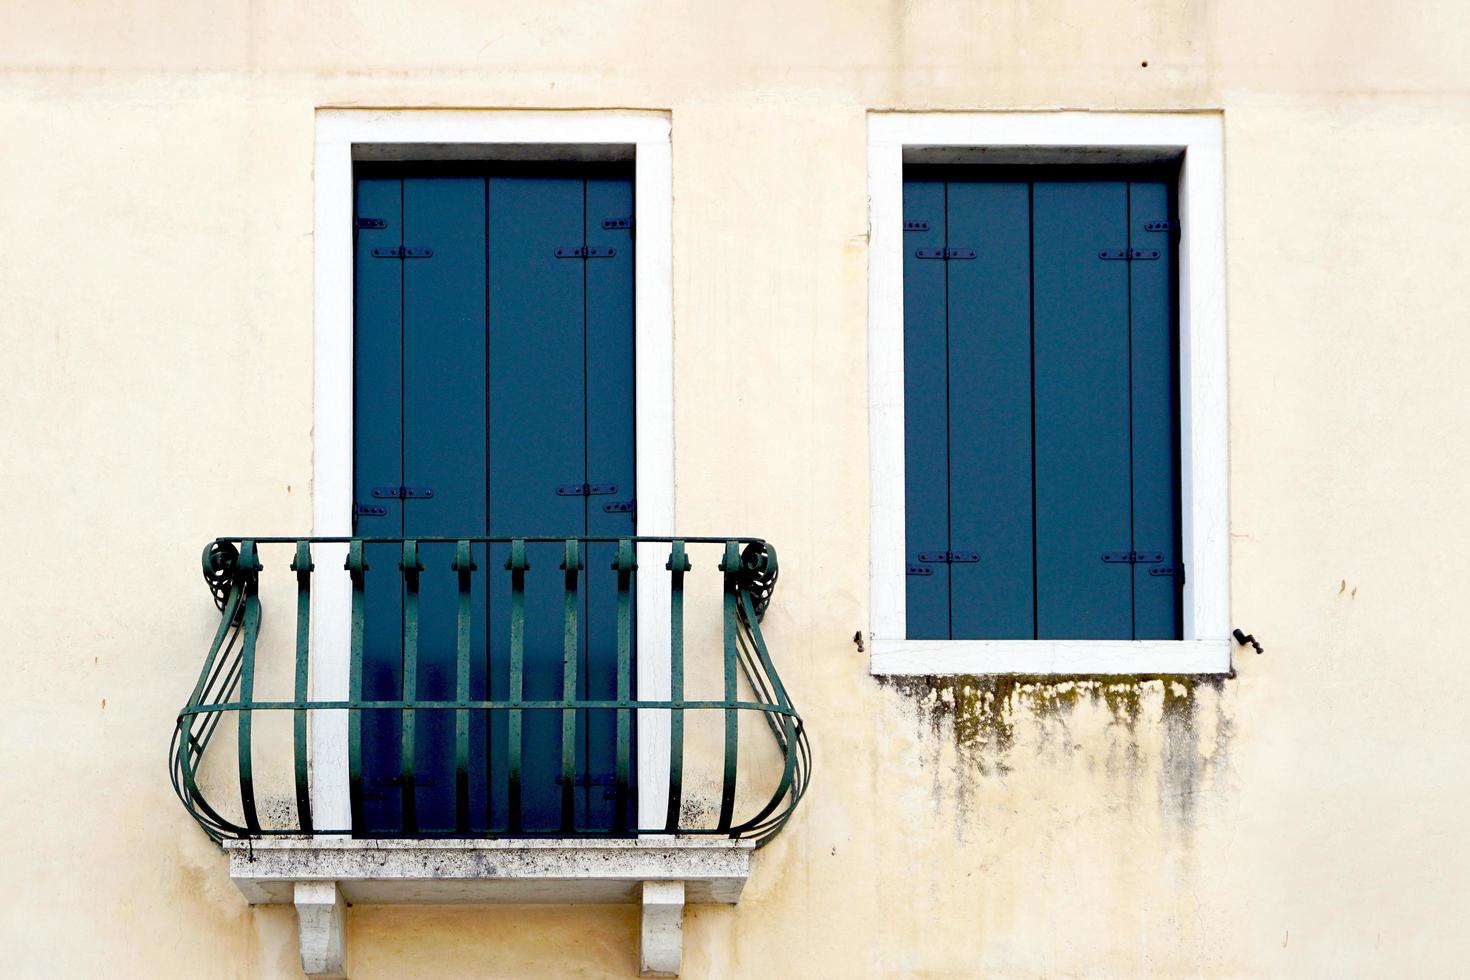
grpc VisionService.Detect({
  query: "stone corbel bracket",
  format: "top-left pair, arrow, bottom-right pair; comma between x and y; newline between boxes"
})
225,839 -> 754,978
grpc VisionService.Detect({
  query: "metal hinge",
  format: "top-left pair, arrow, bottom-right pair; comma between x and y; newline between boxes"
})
917,551 -> 981,564
1102,550 -> 1164,564
556,482 -> 617,497
602,217 -> 633,230
1150,564 -> 1185,582
906,565 -> 933,576
916,248 -> 976,260
1144,220 -> 1177,233
371,246 -> 433,258
904,220 -> 931,231
555,246 -> 616,259
355,217 -> 387,230
353,503 -> 388,518
371,486 -> 435,499
603,500 -> 636,514
1099,249 -> 1159,261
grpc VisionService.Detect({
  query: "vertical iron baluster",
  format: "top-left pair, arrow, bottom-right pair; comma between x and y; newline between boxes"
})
560,539 -> 582,833
290,541 -> 314,834
399,540 -> 423,834
613,538 -> 636,833
506,539 -> 528,834
346,539 -> 368,836
452,541 -> 476,834
235,540 -> 263,835
717,540 -> 741,834
664,541 -> 690,834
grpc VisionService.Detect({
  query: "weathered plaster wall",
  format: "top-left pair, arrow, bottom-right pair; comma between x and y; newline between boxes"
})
3,1 -> 1468,975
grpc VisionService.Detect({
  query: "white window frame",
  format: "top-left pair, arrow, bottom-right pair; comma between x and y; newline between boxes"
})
311,109 -> 675,833
867,111 -> 1231,676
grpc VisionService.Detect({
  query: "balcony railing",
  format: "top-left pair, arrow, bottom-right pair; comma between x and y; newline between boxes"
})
171,536 -> 809,847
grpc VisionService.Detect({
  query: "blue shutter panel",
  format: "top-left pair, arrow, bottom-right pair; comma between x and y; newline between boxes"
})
353,176 -> 407,834
487,176 -> 588,832
1032,181 -> 1133,640
401,176 -> 488,831
902,180 -> 951,639
1127,181 -> 1183,639
583,177 -> 637,832
945,181 -> 1035,639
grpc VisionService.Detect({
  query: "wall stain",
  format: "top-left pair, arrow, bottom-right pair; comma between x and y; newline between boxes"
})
879,673 -> 1232,831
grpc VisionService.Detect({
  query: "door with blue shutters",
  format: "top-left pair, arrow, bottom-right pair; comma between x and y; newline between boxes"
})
353,165 -> 636,836
903,168 -> 1182,641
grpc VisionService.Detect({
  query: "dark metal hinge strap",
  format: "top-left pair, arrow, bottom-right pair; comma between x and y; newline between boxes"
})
1101,550 -> 1164,564
371,486 -> 435,499
916,551 -> 981,564
554,246 -> 616,259
556,483 -> 618,497
371,246 -> 433,258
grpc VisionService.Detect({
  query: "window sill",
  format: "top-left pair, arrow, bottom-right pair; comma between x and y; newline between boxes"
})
225,837 -> 753,906
869,637 -> 1232,676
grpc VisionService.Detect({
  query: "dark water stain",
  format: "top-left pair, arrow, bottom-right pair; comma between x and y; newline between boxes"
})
878,673 -> 1232,829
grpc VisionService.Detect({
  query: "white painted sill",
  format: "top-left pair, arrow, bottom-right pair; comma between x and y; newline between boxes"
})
225,837 -> 754,906
869,638 -> 1233,676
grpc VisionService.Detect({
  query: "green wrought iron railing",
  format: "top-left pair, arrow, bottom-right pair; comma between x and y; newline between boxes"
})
171,536 -> 809,847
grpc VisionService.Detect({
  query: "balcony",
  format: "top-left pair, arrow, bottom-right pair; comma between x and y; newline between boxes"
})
172,535 -> 809,976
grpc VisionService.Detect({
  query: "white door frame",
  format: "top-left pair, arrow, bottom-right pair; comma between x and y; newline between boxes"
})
311,109 -> 675,834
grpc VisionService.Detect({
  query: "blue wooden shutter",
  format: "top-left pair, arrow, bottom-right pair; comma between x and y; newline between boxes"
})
487,176 -> 588,833
902,180 -> 951,639
583,178 -> 637,831
1032,180 -> 1133,639
356,170 -> 636,836
353,176 -> 407,834
1127,181 -> 1183,639
401,176 -> 488,832
946,181 -> 1035,639
903,173 -> 1181,642
355,176 -> 493,835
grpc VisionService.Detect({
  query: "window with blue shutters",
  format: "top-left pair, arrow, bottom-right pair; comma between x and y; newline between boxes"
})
903,167 -> 1183,642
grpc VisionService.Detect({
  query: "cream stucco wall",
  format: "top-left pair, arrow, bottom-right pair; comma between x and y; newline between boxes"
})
3,1 -> 1469,976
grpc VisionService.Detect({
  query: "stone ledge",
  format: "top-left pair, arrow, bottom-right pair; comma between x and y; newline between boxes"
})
225,838 -> 754,906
